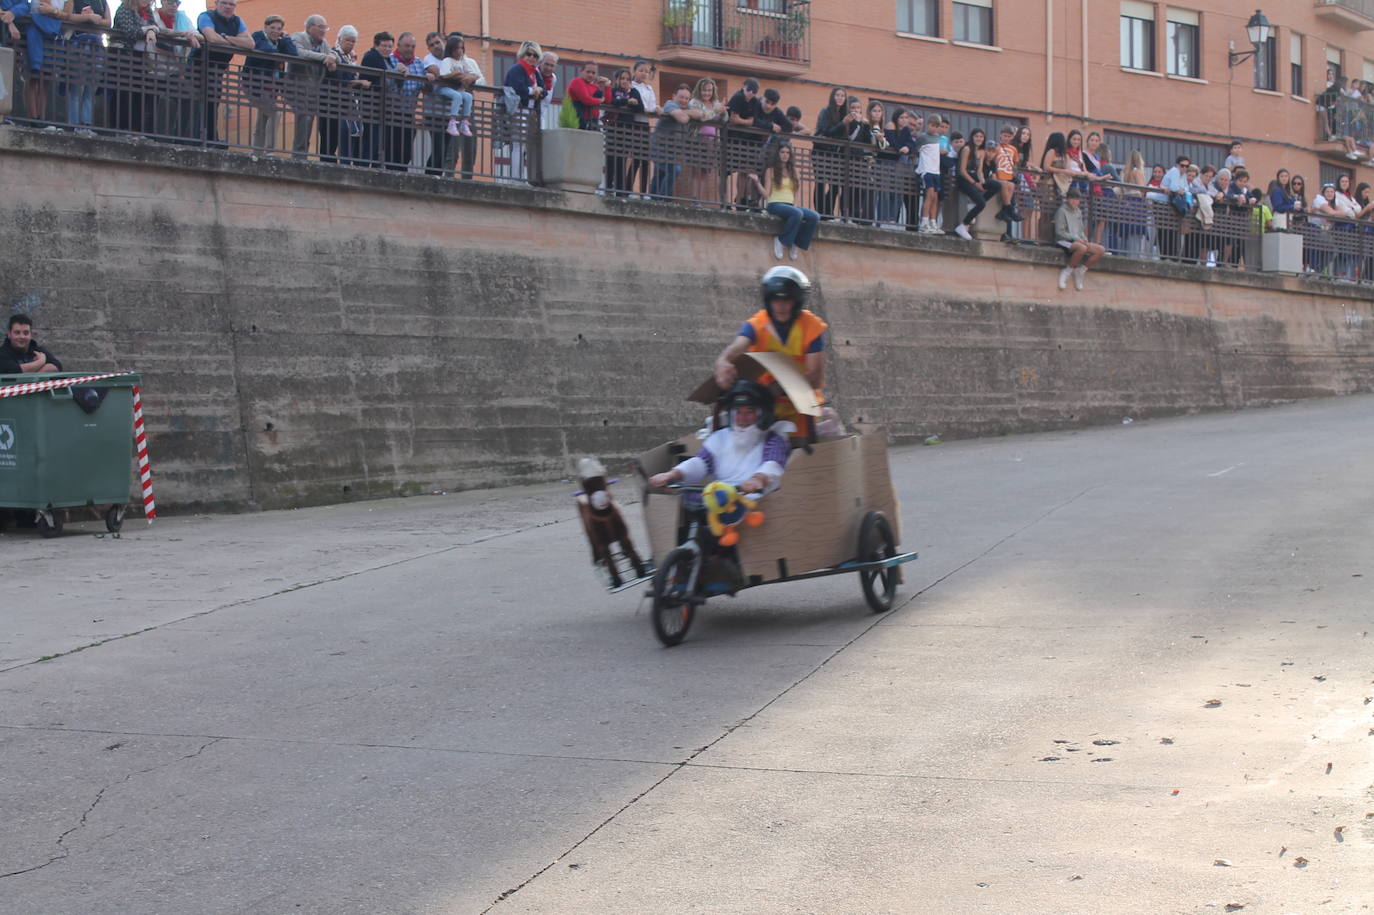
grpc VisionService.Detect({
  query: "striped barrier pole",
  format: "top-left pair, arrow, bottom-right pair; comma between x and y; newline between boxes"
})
0,372 -> 132,399
132,385 -> 156,523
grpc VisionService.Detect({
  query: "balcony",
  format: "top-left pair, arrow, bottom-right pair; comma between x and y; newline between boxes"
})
1313,0 -> 1374,30
659,0 -> 811,77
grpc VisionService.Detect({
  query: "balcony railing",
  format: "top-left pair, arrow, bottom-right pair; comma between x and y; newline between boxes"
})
1313,0 -> 1374,29
1316,91 -> 1374,146
660,0 -> 811,67
1,22 -> 540,183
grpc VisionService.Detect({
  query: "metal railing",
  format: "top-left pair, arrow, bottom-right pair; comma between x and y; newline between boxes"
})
1314,0 -> 1374,21
3,23 -> 540,182
661,0 -> 811,64
1317,91 -> 1374,145
7,24 -> 1372,286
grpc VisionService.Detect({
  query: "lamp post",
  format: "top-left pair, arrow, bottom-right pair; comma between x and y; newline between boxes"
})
1228,9 -> 1271,67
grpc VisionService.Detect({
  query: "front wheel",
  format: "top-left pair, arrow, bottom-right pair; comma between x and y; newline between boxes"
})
651,547 -> 697,646
857,511 -> 898,613
105,505 -> 126,533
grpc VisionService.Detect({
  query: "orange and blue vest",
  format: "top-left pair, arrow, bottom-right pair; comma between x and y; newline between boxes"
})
739,309 -> 827,425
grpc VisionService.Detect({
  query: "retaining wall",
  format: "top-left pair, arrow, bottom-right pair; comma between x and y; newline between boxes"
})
2,129 -> 1372,511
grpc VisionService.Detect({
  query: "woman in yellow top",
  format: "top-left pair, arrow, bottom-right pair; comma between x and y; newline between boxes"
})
753,142 -> 820,261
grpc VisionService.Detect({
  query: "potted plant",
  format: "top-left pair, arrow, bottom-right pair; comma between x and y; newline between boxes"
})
776,1 -> 809,58
723,25 -> 743,50
662,0 -> 698,45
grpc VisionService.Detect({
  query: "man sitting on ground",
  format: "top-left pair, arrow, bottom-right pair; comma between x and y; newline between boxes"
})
0,314 -> 62,374
1055,188 -> 1105,291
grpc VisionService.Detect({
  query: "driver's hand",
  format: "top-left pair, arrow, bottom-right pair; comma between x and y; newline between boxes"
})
714,362 -> 737,389
738,478 -> 763,494
649,472 -> 674,488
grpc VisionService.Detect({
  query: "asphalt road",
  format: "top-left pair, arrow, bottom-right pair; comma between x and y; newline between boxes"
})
3,397 -> 1373,915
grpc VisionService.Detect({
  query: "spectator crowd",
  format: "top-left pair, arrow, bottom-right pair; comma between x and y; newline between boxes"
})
3,9 -> 1374,284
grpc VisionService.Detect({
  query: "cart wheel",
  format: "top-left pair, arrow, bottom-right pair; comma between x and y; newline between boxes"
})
105,505 -> 126,533
37,510 -> 64,539
651,547 -> 697,647
857,511 -> 898,613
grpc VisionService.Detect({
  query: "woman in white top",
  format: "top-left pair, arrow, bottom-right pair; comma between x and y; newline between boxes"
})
1308,184 -> 1339,275
434,35 -> 475,137
624,59 -> 658,197
754,142 -> 819,260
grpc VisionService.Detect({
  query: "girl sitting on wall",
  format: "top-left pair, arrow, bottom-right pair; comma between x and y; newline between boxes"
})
753,142 -> 819,261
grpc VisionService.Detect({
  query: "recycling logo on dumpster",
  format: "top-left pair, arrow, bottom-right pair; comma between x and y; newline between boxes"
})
0,421 -> 14,469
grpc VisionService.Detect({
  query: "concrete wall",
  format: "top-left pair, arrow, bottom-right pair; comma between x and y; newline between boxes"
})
3,129 -> 1372,511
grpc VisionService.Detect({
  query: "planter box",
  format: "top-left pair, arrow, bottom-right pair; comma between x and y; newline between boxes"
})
1261,231 -> 1303,274
539,127 -> 604,192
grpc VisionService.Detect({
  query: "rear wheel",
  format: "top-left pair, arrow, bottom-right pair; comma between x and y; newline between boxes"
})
105,505 -> 126,533
651,547 -> 697,647
857,511 -> 898,613
37,510 -> 63,539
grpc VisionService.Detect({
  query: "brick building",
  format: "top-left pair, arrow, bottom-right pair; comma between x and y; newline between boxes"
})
230,0 -> 1374,184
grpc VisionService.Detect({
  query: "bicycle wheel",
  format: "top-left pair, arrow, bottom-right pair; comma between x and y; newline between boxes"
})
857,511 -> 898,613
651,547 -> 697,646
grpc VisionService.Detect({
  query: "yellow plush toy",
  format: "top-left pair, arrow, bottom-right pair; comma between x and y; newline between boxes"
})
702,480 -> 765,546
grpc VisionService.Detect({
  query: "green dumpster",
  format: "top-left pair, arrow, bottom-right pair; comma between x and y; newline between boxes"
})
0,372 -> 141,537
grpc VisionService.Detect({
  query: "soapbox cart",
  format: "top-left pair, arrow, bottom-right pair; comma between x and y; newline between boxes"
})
633,353 -> 918,646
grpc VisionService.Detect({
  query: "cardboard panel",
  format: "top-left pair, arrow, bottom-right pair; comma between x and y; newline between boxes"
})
637,429 -> 904,582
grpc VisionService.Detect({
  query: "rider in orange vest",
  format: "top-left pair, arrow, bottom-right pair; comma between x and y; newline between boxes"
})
713,266 -> 826,433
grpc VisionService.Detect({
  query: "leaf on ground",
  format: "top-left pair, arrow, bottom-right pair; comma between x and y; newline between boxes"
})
1279,846 -> 1287,857
1293,856 -> 1309,868
1334,826 -> 1345,842
1214,858 -> 1233,867
1205,699 -> 1223,708
1091,757 -> 1114,762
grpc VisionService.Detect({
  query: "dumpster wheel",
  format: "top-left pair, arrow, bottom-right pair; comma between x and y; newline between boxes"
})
37,510 -> 63,539
105,505 -> 125,534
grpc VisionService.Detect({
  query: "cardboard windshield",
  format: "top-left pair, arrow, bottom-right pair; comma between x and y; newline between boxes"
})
686,352 -> 822,417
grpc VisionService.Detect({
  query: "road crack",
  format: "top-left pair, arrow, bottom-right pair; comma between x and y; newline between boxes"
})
0,737 -> 222,881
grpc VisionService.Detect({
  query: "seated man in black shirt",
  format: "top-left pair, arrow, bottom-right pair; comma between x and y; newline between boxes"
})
0,314 -> 62,375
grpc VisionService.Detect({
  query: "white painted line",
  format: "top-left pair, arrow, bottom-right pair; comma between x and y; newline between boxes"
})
1207,465 -> 1240,477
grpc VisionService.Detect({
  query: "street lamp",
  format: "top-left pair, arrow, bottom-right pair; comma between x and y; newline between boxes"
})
1228,9 -> 1271,67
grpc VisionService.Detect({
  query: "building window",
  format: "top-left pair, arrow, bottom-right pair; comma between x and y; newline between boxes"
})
1291,33 -> 1303,96
1166,9 -> 1199,78
1326,47 -> 1342,85
742,0 -> 786,12
1120,2 -> 1156,71
1319,162 -> 1352,192
1254,35 -> 1276,90
897,0 -> 938,37
953,0 -> 993,45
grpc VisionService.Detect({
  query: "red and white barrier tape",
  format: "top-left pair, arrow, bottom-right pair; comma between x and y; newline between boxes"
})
132,385 -> 156,523
0,372 -> 155,524
0,372 -> 131,399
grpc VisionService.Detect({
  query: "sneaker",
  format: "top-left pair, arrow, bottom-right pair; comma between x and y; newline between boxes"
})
1008,207 -> 1024,222
446,118 -> 460,137
954,224 -> 973,240
789,245 -> 800,260
1058,267 -> 1072,290
74,127 -> 95,138
773,237 -> 785,259
459,119 -> 473,137
1073,265 -> 1086,290
995,206 -> 1010,222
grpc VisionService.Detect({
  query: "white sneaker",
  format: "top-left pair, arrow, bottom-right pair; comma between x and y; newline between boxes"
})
1058,267 -> 1072,290
954,224 -> 972,240
789,245 -> 800,260
1073,265 -> 1086,290
773,237 -> 785,259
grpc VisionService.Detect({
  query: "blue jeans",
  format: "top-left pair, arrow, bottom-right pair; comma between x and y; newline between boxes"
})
650,161 -> 680,199
435,86 -> 473,119
766,201 -> 820,250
